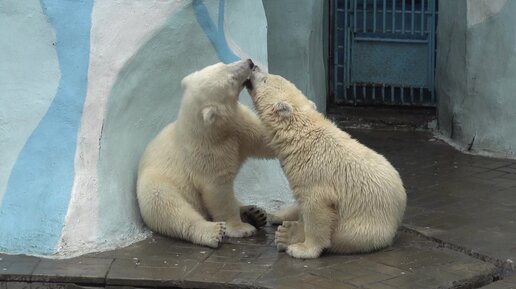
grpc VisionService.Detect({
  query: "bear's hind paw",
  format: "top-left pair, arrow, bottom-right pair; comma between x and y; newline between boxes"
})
197,221 -> 226,248
225,222 -> 257,238
286,243 -> 322,259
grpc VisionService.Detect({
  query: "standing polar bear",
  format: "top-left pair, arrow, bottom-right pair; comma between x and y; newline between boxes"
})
137,60 -> 274,248
246,67 -> 407,259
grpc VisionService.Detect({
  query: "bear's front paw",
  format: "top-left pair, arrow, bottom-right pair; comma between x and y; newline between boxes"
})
240,205 -> 267,228
274,225 -> 290,252
225,222 -> 257,238
274,221 -> 304,252
286,243 -> 322,259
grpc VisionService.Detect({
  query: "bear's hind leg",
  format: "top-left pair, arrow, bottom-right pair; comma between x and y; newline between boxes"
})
138,181 -> 226,248
328,220 -> 395,254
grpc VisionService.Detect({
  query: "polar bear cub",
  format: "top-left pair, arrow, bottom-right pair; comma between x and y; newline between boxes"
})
137,60 -> 273,248
245,66 -> 407,259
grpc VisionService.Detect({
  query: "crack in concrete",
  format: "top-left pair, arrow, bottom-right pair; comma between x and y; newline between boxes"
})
401,225 -> 514,288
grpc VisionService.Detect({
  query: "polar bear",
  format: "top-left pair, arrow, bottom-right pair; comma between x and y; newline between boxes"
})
245,67 -> 407,259
137,60 -> 274,248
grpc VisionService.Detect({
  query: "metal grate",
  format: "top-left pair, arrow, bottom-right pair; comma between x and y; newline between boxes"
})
332,0 -> 438,106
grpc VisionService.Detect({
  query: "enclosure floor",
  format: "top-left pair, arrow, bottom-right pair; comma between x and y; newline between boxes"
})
1,128 -> 516,289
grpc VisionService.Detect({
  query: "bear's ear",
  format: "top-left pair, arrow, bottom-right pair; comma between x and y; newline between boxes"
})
181,74 -> 191,89
202,106 -> 217,125
273,101 -> 293,118
308,100 -> 317,110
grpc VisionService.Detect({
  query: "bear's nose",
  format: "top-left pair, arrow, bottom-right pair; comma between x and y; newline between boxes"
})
246,59 -> 254,69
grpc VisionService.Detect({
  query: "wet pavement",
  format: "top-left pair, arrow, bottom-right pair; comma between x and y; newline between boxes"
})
0,229 -> 499,289
347,129 -> 516,274
1,128 -> 515,289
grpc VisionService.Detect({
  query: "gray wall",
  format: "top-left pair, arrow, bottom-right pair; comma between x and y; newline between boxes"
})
262,0 -> 327,113
437,0 -> 516,158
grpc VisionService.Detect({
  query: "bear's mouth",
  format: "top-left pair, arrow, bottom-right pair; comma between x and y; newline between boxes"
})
243,78 -> 253,90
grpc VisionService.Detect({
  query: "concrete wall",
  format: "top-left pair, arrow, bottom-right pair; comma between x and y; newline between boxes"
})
437,0 -> 516,158
262,0 -> 327,113
0,0 -> 291,258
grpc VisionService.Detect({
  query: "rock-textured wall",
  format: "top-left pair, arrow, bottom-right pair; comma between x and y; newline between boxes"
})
437,0 -> 516,158
0,0 -> 292,258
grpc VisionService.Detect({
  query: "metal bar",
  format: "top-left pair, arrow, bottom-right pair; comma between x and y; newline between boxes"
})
383,0 -> 386,33
362,86 -> 366,103
391,85 -> 394,103
373,0 -> 377,32
401,86 -> 405,104
410,87 -> 414,104
344,0 -> 349,100
363,0 -> 367,32
420,87 -> 423,103
372,84 -> 376,101
382,84 -> 386,102
353,83 -> 357,104
411,0 -> 415,33
332,0 -> 337,102
354,0 -> 357,32
421,0 -> 425,35
430,0 -> 436,103
392,0 -> 396,33
402,0 -> 406,34
346,8 -> 351,91
353,36 -> 428,44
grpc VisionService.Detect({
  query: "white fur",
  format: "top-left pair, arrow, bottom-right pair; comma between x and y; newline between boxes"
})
137,61 -> 274,248
248,68 -> 407,259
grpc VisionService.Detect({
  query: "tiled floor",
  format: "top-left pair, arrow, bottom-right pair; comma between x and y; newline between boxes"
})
0,230 -> 498,289
346,129 -> 516,272
1,128 -> 516,289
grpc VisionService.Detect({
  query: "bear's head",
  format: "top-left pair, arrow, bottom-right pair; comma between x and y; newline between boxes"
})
180,59 -> 254,126
245,66 -> 317,126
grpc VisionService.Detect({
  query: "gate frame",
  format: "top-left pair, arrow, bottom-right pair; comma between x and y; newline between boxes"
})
328,0 -> 438,108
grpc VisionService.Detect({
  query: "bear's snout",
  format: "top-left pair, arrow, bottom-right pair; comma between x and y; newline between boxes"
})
252,65 -> 262,73
246,59 -> 254,69
244,78 -> 253,90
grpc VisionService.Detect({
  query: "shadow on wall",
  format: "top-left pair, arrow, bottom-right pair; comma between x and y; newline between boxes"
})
96,3 -> 221,244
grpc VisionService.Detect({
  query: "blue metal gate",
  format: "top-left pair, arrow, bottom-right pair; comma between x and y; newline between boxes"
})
332,0 -> 437,106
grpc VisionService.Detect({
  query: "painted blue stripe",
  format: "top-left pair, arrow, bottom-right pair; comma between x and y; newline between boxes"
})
193,0 -> 239,63
0,0 -> 93,255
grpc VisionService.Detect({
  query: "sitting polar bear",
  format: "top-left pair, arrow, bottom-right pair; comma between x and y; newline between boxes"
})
245,66 -> 407,259
137,60 -> 274,248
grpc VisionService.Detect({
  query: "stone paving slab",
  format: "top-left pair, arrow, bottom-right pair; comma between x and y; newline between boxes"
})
0,255 -> 40,282
31,258 -> 113,285
0,229 -> 497,289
